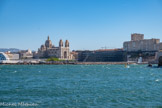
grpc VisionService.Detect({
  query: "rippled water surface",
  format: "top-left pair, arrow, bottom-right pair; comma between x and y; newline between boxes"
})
0,65 -> 162,107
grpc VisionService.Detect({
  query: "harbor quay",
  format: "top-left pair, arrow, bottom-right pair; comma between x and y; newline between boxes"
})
0,33 -> 162,66
0,60 -> 139,65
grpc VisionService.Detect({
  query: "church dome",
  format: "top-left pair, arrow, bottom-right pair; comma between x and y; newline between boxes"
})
52,45 -> 55,48
41,44 -> 46,50
65,40 -> 69,47
41,44 -> 45,48
45,36 -> 53,48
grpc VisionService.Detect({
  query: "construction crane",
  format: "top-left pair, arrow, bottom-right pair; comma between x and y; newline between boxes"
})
101,46 -> 108,49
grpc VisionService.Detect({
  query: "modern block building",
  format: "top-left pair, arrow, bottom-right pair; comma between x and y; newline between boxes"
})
0,52 -> 19,61
77,49 -> 127,62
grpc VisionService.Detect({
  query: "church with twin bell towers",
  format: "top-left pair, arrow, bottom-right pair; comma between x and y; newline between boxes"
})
35,36 -> 71,60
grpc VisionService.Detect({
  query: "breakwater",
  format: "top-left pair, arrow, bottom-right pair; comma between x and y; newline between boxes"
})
0,61 -> 144,65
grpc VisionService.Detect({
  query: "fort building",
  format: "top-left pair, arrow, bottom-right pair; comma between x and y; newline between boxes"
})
157,42 -> 162,51
123,33 -> 161,52
123,33 -> 162,62
131,33 -> 144,41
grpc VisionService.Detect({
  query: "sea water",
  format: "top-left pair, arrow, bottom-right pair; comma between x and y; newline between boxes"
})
0,65 -> 161,107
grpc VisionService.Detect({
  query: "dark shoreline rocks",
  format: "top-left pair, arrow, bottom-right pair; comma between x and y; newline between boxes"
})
158,56 -> 162,67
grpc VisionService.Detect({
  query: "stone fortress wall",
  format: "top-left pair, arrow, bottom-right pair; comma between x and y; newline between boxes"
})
131,33 -> 144,41
123,33 -> 162,52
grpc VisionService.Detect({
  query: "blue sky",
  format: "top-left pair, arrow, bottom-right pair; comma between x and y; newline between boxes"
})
0,0 -> 162,51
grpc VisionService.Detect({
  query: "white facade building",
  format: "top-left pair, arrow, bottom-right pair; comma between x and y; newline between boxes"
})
0,52 -> 19,63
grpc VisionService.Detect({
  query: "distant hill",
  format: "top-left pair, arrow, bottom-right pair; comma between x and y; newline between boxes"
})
0,48 -> 20,52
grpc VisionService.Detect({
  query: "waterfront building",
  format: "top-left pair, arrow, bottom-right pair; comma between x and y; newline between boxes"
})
0,52 -> 10,61
0,52 -> 19,61
123,33 -> 161,52
35,36 -> 71,60
70,51 -> 78,60
123,33 -> 162,62
77,49 -> 127,62
19,49 -> 33,59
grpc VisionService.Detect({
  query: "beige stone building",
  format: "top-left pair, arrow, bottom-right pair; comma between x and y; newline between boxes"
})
131,33 -> 144,41
35,36 -> 71,60
19,49 -> 33,59
123,33 -> 162,52
157,42 -> 162,51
